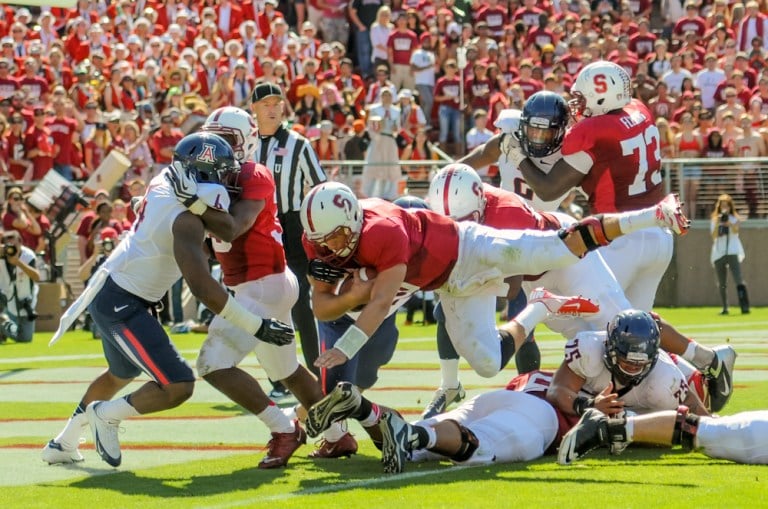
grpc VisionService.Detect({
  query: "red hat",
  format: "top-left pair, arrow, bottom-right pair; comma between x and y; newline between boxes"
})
99,227 -> 119,241
420,32 -> 431,44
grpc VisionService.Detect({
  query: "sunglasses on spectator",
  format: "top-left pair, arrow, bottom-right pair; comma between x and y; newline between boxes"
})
33,110 -> 45,116
8,196 -> 22,202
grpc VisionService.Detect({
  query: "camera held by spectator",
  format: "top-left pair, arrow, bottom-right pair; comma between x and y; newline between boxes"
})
717,212 -> 730,236
0,230 -> 41,343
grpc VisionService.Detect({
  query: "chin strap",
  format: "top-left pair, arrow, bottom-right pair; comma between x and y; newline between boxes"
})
672,405 -> 700,450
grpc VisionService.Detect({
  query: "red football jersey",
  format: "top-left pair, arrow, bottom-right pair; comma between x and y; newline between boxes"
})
303,199 -> 459,291
562,99 -> 665,213
482,185 -> 560,231
215,162 -> 286,286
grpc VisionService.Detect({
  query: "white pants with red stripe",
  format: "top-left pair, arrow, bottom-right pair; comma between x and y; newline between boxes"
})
439,222 -> 579,377
197,270 -> 300,381
412,390 -> 558,465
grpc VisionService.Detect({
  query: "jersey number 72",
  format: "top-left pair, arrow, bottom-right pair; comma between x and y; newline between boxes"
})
620,125 -> 662,196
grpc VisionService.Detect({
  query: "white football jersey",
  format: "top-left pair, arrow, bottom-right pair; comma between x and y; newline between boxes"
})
499,148 -> 569,211
106,171 -> 230,303
564,331 -> 689,414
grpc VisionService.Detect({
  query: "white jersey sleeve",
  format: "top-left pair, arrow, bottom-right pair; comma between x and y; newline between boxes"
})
106,172 -> 230,303
563,331 -> 611,394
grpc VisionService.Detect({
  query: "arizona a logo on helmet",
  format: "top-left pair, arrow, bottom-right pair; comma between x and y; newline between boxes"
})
197,143 -> 216,164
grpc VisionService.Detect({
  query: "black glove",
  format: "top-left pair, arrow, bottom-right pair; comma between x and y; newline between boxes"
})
165,162 -> 199,207
255,318 -> 294,346
308,259 -> 348,284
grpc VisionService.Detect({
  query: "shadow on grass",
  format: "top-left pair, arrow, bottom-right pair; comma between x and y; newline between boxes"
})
0,368 -> 28,380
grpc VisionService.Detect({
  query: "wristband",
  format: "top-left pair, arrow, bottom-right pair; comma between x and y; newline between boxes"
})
334,324 -> 369,359
573,395 -> 595,416
219,294 -> 263,335
186,198 -> 208,216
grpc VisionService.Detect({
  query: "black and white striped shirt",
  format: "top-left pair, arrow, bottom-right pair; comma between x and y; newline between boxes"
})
254,125 -> 327,214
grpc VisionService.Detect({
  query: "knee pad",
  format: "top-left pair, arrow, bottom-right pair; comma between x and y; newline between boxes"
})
443,419 -> 480,463
559,215 -> 607,254
672,405 -> 700,450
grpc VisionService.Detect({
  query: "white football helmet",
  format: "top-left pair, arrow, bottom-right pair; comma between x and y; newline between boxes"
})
202,107 -> 258,162
569,61 -> 632,118
300,182 -> 363,264
428,163 -> 486,222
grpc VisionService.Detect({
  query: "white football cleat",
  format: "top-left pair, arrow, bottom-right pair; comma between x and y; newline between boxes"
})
655,193 -> 690,235
86,401 -> 122,467
528,288 -> 599,316
41,439 -> 84,465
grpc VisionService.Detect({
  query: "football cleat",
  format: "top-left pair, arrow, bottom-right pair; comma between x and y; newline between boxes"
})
41,439 -> 84,465
705,345 -> 737,413
528,288 -> 600,316
379,411 -> 415,474
86,401 -> 122,467
421,383 -> 466,419
308,432 -> 359,458
259,420 -> 307,469
305,382 -> 362,438
558,408 -> 611,465
654,193 -> 690,235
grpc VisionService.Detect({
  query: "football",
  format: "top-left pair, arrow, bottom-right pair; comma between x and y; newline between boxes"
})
337,267 -> 378,296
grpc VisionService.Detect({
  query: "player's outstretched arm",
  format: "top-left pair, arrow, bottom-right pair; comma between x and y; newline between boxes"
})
309,268 -> 372,321
172,212 -> 294,346
519,157 -> 585,201
458,133 -> 503,170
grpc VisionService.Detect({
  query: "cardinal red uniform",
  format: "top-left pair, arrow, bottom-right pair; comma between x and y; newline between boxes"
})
482,185 -> 560,231
199,162 -> 300,383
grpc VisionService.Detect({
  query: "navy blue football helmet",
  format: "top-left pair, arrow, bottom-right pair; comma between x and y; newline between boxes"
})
393,195 -> 430,210
173,132 -> 241,195
518,91 -> 569,158
604,309 -> 661,387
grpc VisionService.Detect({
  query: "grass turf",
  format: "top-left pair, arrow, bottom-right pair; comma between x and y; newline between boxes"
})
0,307 -> 766,508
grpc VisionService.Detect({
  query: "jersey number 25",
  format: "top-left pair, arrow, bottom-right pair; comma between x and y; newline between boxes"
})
620,125 -> 662,196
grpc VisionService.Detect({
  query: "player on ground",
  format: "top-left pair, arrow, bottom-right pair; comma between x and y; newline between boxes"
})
559,405 -> 768,465
547,309 -> 710,423
301,181 -> 688,384
42,132 -> 293,467
193,107 -> 347,467
464,78 -> 737,412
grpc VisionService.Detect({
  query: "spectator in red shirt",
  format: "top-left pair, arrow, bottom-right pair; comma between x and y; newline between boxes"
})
673,2 -> 707,42
83,122 -> 111,177
4,112 -> 29,181
434,58 -> 462,151
75,189 -> 110,264
510,59 -> 543,98
387,11 -> 418,90
149,113 -> 184,176
23,106 -> 54,181
18,58 -> 49,104
629,18 -> 657,59
466,61 -> 492,111
1,187 -> 42,248
47,98 -> 80,181
0,57 -> 17,99
477,0 -> 508,39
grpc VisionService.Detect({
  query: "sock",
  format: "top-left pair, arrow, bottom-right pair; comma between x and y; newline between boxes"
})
256,403 -> 295,434
322,420 -> 347,442
439,359 -> 460,389
358,403 -> 382,428
617,206 -> 661,234
411,424 -> 436,450
513,301 -> 549,337
95,396 -> 140,421
682,340 -> 715,370
515,340 -> 541,374
54,410 -> 89,450
625,417 -> 635,442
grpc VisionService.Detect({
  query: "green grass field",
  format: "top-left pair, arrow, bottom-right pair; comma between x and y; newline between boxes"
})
1,307 -> 767,509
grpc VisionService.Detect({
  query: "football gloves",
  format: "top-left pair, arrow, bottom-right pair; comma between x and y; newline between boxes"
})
308,259 -> 348,284
255,318 -> 294,346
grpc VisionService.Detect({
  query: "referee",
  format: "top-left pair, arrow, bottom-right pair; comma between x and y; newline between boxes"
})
251,82 -> 327,384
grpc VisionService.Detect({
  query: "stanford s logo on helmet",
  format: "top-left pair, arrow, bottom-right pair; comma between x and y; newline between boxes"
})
300,182 -> 364,265
172,132 -> 242,196
570,61 -> 632,118
428,163 -> 486,222
202,106 -> 258,163
604,309 -> 661,387
519,91 -> 569,158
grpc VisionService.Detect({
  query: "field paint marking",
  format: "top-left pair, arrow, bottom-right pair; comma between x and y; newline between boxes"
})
202,465 -> 473,508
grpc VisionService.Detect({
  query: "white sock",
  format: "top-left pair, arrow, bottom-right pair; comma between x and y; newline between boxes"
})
625,417 -> 635,442
54,411 -> 88,450
618,206 -> 658,234
322,420 -> 348,442
513,301 -> 549,338
682,341 -> 714,370
682,341 -> 697,363
359,404 -> 381,428
96,396 -> 140,421
257,404 -> 295,434
439,358 -> 460,389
